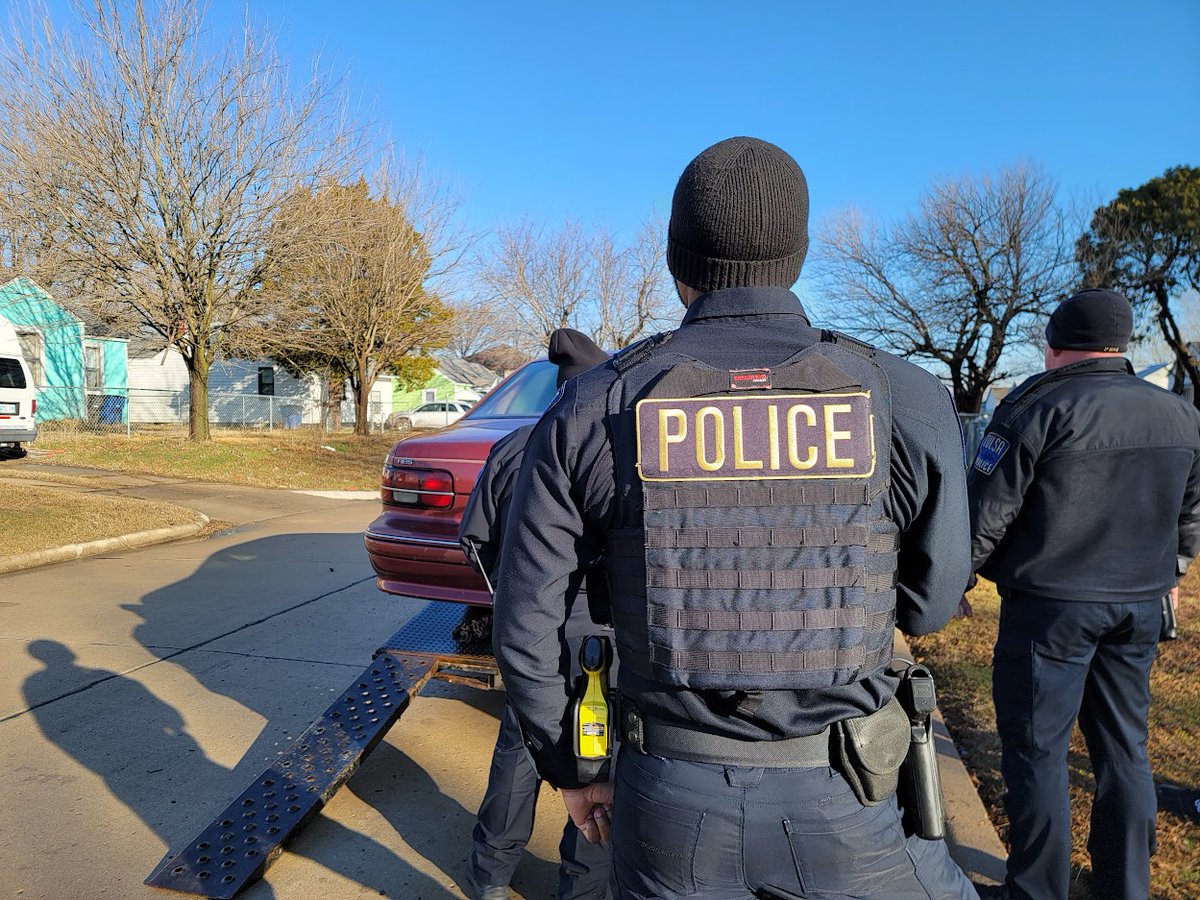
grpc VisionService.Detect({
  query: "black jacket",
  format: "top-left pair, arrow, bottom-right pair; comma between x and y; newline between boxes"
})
458,423 -> 535,583
492,287 -> 971,788
969,357 -> 1200,601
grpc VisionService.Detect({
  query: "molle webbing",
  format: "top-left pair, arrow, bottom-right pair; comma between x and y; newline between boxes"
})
609,526 -> 898,553
643,481 -> 873,510
604,341 -> 899,692
649,643 -> 893,676
645,566 -> 897,593
647,604 -> 894,633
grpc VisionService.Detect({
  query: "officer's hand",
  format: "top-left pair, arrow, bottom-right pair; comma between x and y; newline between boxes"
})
954,595 -> 973,619
561,783 -> 614,844
1169,586 -> 1179,612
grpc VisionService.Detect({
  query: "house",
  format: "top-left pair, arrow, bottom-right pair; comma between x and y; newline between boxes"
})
127,340 -> 400,428
393,357 -> 499,411
980,384 -> 1012,415
0,278 -> 129,422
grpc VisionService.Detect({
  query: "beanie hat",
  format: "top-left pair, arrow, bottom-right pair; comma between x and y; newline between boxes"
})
667,136 -> 809,292
1045,288 -> 1133,352
548,328 -> 607,387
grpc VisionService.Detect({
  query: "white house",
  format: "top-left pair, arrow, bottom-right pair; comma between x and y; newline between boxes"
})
126,341 -> 397,429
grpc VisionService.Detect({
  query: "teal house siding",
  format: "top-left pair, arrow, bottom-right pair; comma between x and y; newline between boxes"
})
0,277 -> 129,421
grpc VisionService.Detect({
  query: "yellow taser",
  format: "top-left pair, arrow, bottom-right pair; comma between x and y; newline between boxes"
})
573,635 -> 613,783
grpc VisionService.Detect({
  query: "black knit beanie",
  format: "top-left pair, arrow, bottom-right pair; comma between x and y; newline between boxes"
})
667,137 -> 809,292
1045,288 -> 1133,352
548,328 -> 607,387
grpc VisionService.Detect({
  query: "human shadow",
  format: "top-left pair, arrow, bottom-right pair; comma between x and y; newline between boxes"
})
20,639 -> 277,900
121,532 -> 509,897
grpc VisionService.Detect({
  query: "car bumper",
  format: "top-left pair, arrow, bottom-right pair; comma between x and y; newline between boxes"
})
0,425 -> 36,444
364,527 -> 492,606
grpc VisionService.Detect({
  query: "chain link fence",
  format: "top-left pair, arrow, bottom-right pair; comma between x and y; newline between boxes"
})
960,412 -> 990,464
32,386 -> 396,436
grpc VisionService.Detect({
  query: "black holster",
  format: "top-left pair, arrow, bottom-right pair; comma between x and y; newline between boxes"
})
1160,593 -> 1179,641
896,663 -> 946,840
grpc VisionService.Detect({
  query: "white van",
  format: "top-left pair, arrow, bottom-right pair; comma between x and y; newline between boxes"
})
0,319 -> 37,456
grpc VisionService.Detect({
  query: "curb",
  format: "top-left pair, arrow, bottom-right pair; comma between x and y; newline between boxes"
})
895,633 -> 1007,886
0,514 -> 211,576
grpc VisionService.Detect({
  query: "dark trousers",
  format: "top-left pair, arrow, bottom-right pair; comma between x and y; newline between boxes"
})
470,701 -> 610,899
992,594 -> 1160,900
611,750 -> 977,899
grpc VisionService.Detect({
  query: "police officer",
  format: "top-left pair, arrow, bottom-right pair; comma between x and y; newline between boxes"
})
493,137 -> 978,899
968,289 -> 1200,900
460,328 -> 611,900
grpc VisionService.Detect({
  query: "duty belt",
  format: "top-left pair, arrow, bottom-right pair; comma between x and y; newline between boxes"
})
620,700 -> 831,767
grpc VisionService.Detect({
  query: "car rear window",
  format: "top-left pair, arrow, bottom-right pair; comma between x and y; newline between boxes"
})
467,360 -> 558,418
0,357 -> 27,389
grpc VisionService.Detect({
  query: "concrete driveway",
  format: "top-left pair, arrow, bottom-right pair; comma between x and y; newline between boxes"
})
0,482 -> 568,900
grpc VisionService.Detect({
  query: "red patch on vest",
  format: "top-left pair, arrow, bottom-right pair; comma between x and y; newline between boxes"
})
729,368 -> 772,390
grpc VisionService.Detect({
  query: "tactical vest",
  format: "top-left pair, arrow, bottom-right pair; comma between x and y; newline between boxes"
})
604,332 -> 898,692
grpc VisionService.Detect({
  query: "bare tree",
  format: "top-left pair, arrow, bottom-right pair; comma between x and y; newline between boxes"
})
0,0 -> 359,439
258,161 -> 465,435
816,164 -> 1076,412
477,216 -> 674,353
478,219 -> 593,353
589,219 -> 675,349
445,296 -> 507,359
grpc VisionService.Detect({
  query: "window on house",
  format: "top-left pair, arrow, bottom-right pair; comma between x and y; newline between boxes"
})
258,366 -> 275,396
423,389 -> 437,404
16,331 -> 42,385
84,344 -> 102,391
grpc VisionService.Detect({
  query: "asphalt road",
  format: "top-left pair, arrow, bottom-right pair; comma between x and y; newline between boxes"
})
0,480 -> 568,900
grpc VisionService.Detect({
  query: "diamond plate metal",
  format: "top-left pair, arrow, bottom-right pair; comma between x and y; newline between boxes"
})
377,599 -> 494,662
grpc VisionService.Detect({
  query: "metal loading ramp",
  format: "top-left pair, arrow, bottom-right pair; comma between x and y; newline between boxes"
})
146,601 -> 498,899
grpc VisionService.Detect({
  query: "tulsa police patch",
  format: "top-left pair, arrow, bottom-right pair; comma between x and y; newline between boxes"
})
972,433 -> 1010,475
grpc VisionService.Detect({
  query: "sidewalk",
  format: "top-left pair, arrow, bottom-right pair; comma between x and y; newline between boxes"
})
0,464 -> 1007,895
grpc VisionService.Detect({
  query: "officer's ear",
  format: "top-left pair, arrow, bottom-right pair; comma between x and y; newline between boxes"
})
1044,344 -> 1060,371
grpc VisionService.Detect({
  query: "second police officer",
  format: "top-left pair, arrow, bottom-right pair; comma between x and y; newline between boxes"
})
493,137 -> 979,899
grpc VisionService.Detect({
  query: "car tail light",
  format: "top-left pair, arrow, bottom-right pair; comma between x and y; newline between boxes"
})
381,465 -> 455,508
31,399 -> 36,415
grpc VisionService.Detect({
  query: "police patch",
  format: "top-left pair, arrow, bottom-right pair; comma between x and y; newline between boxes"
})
635,392 -> 876,482
972,433 -> 1010,475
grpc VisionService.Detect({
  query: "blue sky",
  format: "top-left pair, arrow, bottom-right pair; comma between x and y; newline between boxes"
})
36,1 -> 1200,251
206,0 -> 1200,241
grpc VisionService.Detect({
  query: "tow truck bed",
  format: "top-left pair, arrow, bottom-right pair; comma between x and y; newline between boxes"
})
145,601 -> 497,899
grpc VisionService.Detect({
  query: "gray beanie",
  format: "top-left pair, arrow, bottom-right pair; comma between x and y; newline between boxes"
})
667,137 -> 809,292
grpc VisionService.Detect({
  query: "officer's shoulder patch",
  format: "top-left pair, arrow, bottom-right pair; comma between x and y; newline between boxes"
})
972,433 -> 1010,475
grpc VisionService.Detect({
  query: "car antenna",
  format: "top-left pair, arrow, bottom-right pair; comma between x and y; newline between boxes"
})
463,537 -> 495,599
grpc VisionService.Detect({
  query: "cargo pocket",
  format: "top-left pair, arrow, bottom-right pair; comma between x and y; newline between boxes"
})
784,797 -> 909,896
613,782 -> 704,897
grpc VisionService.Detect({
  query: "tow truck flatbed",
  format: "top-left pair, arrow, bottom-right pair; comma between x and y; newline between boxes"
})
145,601 -> 497,899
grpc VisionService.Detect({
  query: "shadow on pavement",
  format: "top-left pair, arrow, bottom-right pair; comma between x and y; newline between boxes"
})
24,532 -> 509,897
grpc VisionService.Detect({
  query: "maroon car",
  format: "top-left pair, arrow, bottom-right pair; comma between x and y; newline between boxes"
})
364,358 -> 559,605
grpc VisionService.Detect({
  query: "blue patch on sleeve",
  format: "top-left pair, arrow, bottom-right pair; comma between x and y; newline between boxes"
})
972,433 -> 1010,475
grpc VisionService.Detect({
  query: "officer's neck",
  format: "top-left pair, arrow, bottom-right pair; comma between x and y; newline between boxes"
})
676,280 -> 703,308
1043,348 -> 1124,371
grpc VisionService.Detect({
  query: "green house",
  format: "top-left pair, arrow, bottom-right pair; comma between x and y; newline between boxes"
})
392,357 -> 499,410
0,277 -> 129,422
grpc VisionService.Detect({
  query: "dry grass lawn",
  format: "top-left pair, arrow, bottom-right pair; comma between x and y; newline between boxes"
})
910,576 -> 1200,900
0,483 -> 201,557
24,427 -> 400,490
